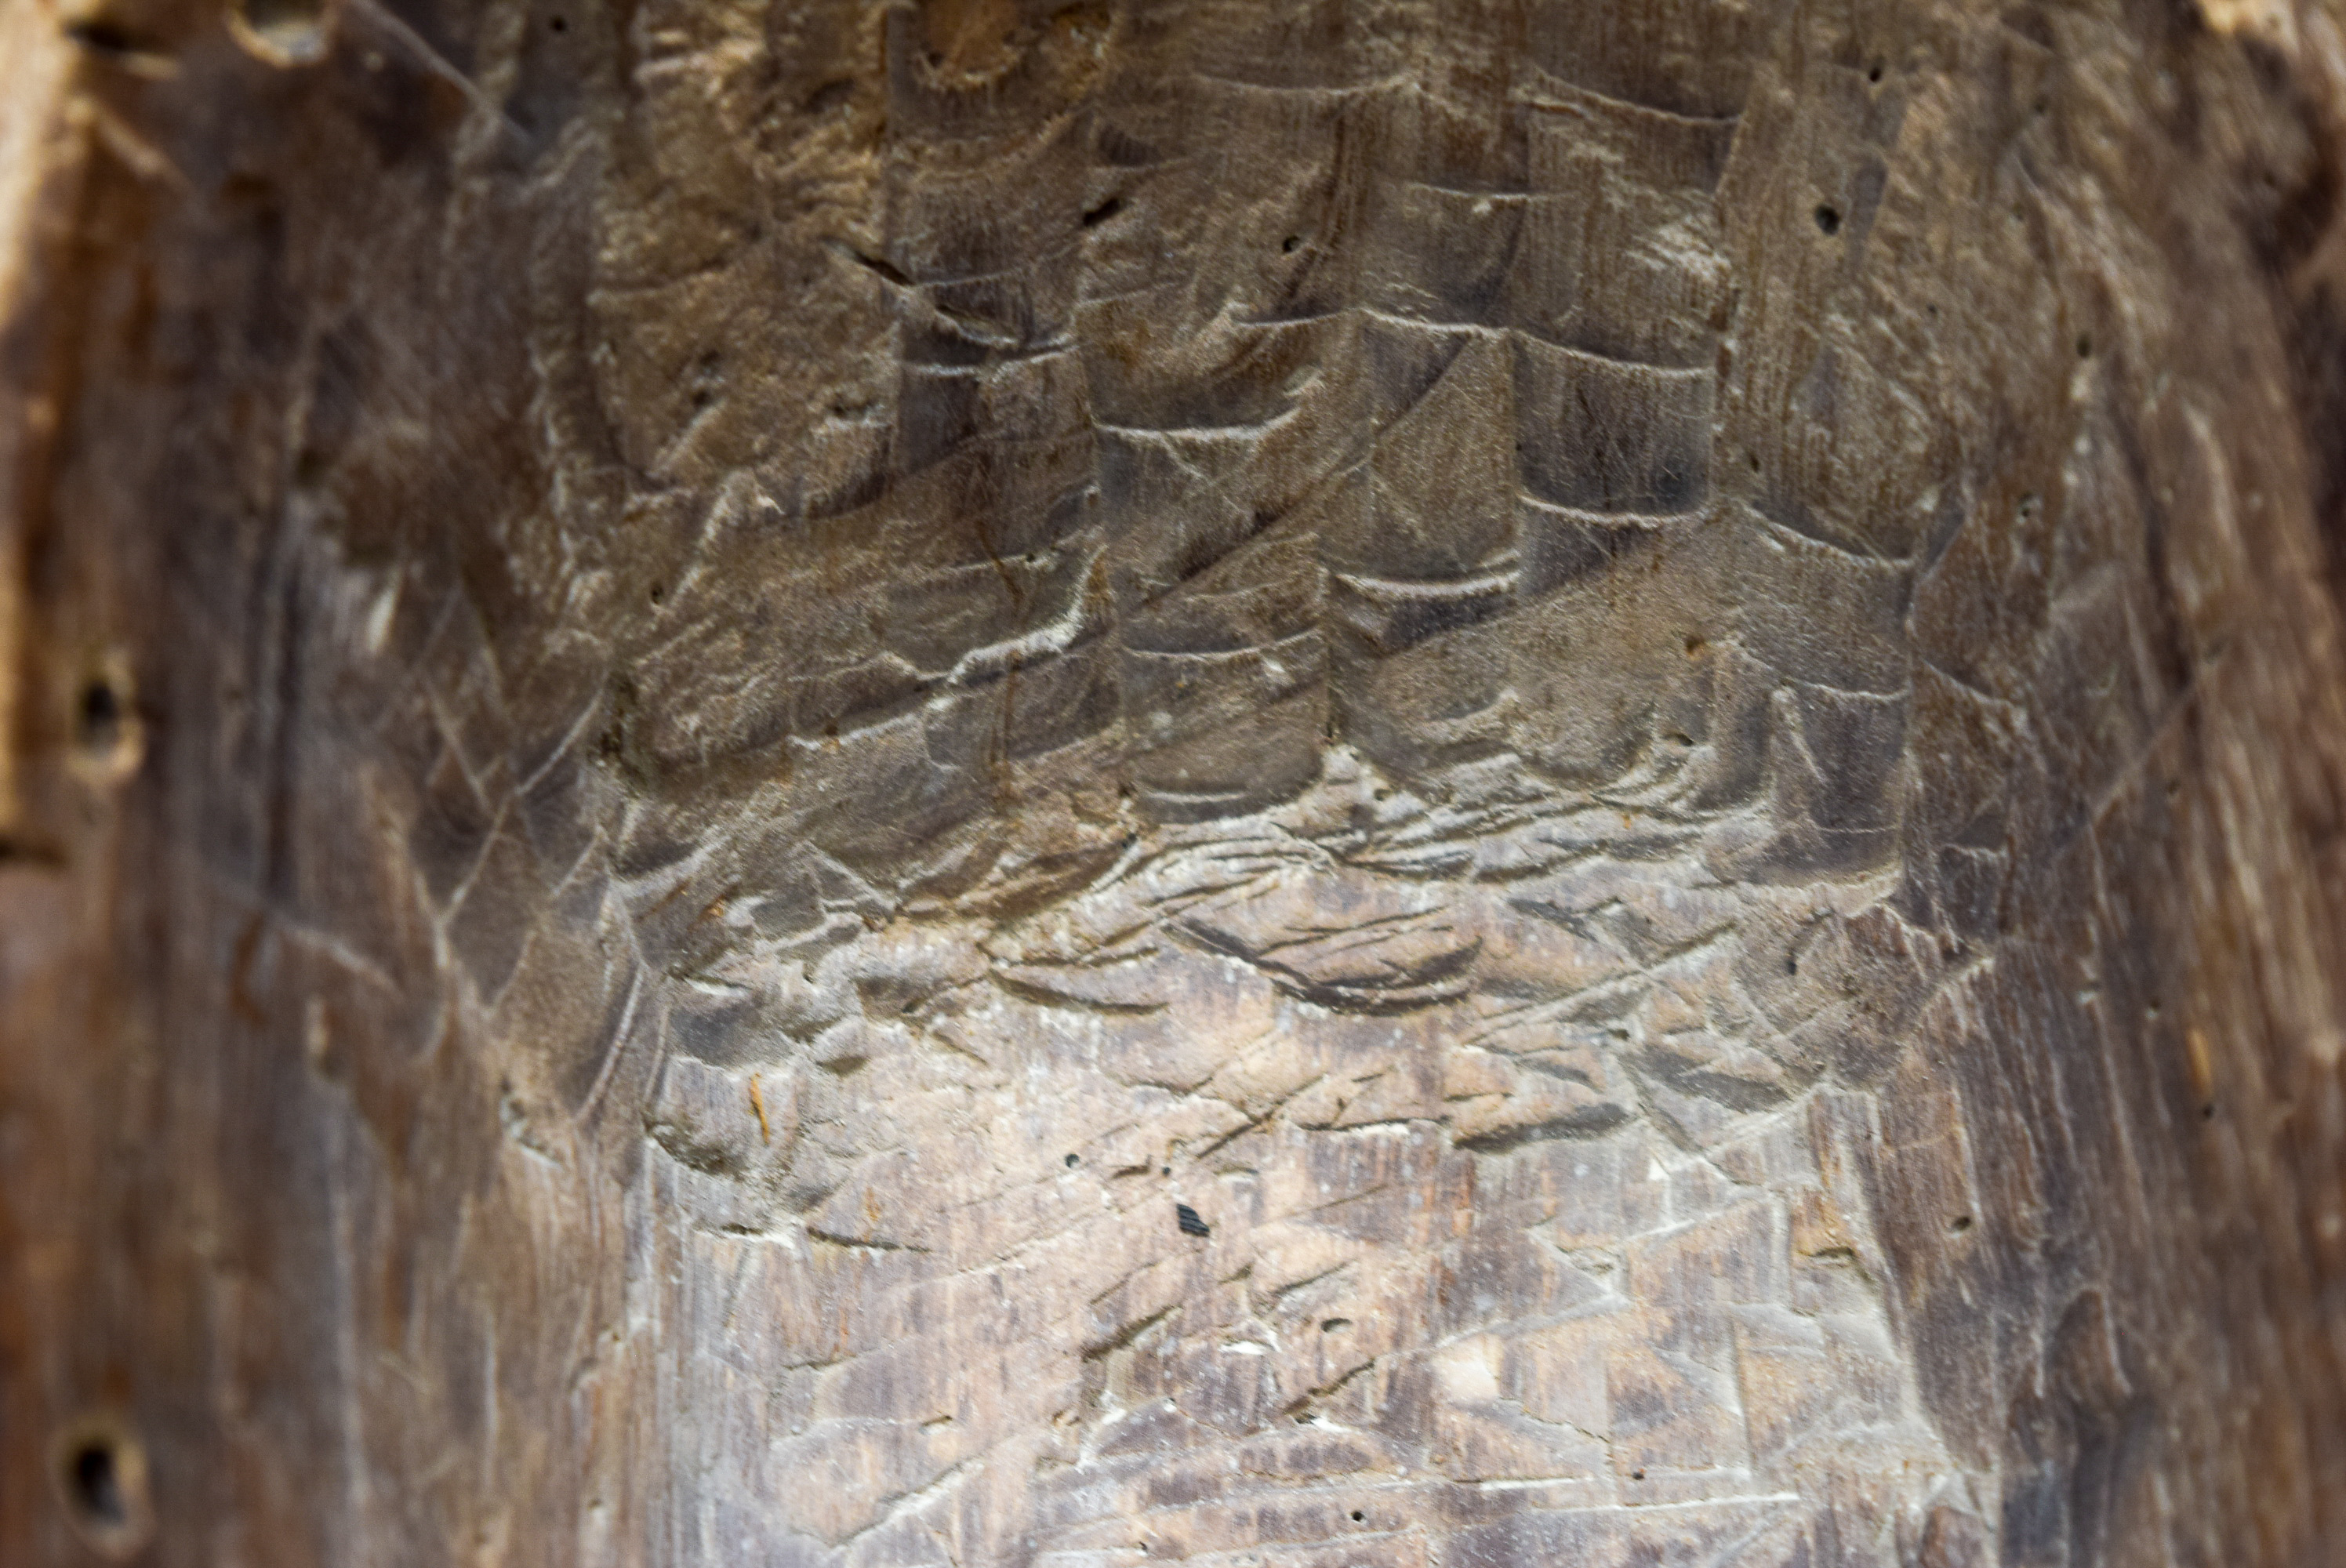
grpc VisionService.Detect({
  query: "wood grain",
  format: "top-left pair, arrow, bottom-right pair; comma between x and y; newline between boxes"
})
4,0 -> 2346,1563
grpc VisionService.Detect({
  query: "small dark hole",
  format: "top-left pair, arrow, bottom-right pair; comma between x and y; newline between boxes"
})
1064,1153 -> 1079,1167
1160,1166 -> 1171,1176
1950,1214 -> 1973,1233
77,681 -> 122,751
1282,234 -> 1303,253
1081,195 -> 1124,228
67,1441 -> 125,1529
1785,956 -> 1799,976
1814,204 -> 1842,235
66,18 -> 140,52
648,584 -> 665,606
547,13 -> 566,30
1321,1317 -> 1352,1333
1867,62 -> 1883,82
2203,1103 -> 2217,1120
1350,1511 -> 1365,1523
1630,1468 -> 1646,1481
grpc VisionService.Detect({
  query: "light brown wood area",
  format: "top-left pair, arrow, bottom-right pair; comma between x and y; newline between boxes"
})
5,0 -> 2346,1563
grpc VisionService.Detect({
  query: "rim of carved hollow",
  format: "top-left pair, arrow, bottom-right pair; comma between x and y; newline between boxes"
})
226,0 -> 332,68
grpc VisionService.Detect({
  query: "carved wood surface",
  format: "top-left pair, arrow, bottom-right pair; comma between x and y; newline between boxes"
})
5,0 -> 2346,1563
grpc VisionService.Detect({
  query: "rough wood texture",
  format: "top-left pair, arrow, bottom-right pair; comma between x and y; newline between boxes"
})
5,0 -> 2346,1563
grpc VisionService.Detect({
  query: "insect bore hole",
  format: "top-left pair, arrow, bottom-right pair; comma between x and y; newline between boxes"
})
71,663 -> 142,783
1814,203 -> 1842,236
78,679 -> 122,753
52,1417 -> 151,1556
70,1440 -> 124,1528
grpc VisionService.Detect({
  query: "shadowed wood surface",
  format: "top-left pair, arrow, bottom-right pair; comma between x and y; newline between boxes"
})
5,0 -> 2346,1563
